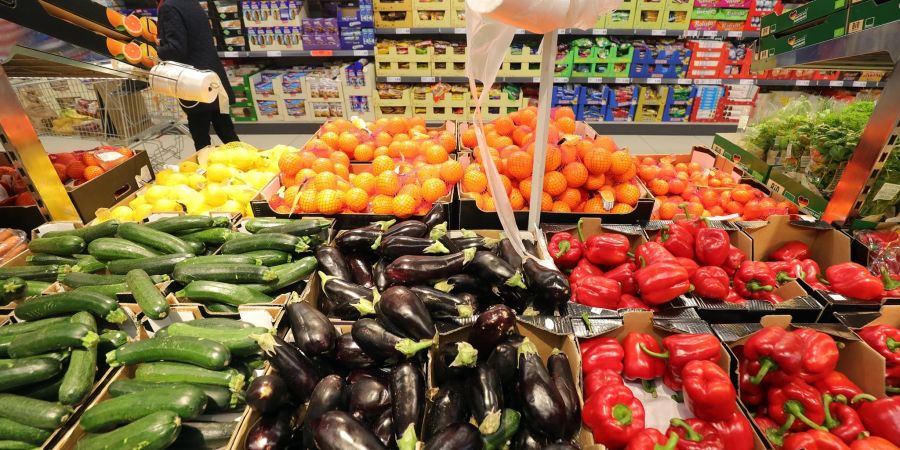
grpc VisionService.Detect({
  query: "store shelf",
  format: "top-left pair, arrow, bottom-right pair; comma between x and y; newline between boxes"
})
752,22 -> 900,71
219,49 -> 374,58
375,75 -> 884,87
375,28 -> 759,39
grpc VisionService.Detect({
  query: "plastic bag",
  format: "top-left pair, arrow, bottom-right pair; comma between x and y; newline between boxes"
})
0,228 -> 27,265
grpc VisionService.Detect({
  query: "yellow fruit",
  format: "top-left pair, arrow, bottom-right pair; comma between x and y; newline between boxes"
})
128,196 -> 147,209
231,150 -> 257,171
144,185 -> 170,204
132,204 -> 153,221
109,205 -> 133,222
151,198 -> 181,212
155,169 -> 173,185
94,208 -> 111,222
207,149 -> 227,165
206,163 -> 232,183
226,185 -> 256,204
203,184 -> 227,207
219,200 -> 242,213
187,173 -> 206,189
179,161 -> 200,173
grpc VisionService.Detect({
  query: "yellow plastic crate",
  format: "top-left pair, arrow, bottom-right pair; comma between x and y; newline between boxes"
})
468,88 -> 525,121
412,88 -> 470,121
375,10 -> 413,27
412,8 -> 452,27
374,0 -> 412,11
635,6 -> 665,29
498,44 -> 542,77
413,0 -> 450,10
663,4 -> 692,30
374,84 -> 413,118
375,42 -> 433,76
452,0 -> 466,27
595,15 -> 606,28
432,43 -> 466,76
635,85 -> 668,122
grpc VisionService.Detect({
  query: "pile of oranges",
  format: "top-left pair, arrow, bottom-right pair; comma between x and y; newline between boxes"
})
638,156 -> 798,220
458,106 -> 641,214
302,117 -> 456,163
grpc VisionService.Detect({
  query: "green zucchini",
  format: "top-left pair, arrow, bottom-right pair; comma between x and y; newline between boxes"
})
17,376 -> 62,401
175,281 -> 273,306
175,254 -> 260,268
87,238 -> 160,261
0,336 -> 14,358
256,218 -> 331,237
43,220 -> 119,243
7,322 -> 98,358
98,330 -> 129,350
0,394 -> 72,430
71,256 -> 106,274
134,362 -> 244,392
74,410 -> 181,450
117,222 -> 196,255
0,317 -> 69,337
0,358 -> 61,391
26,254 -> 81,266
0,441 -> 36,449
0,418 -> 50,445
79,386 -> 205,432
107,253 -> 193,276
106,335 -> 230,370
27,236 -> 85,257
125,269 -> 169,320
482,409 -> 521,450
107,380 -> 241,412
0,265 -> 67,282
172,264 -> 277,284
58,272 -> 125,288
1,278 -> 26,305
210,216 -> 231,228
163,322 -> 268,356
244,218 -> 293,233
59,312 -> 98,405
181,239 -> 206,255
24,280 -> 51,297
220,233 -> 307,255
267,256 -> 317,291
178,228 -> 236,245
204,303 -> 238,313
14,291 -> 127,324
241,250 -> 291,266
184,318 -> 254,330
145,215 -> 213,234
171,421 -> 236,449
74,284 -> 127,297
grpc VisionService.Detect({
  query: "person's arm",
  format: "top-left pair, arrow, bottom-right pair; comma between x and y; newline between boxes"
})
157,5 -> 188,62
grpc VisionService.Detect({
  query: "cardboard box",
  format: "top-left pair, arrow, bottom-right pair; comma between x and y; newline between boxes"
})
757,10 -> 848,58
847,0 -> 900,32
763,168 -> 829,219
711,133 -> 775,183
67,149 -> 154,223
760,0 -> 848,36
834,304 -> 900,397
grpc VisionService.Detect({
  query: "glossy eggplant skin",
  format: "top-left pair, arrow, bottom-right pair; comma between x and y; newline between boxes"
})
316,246 -> 352,281
513,426 -> 546,450
486,343 -> 518,383
409,286 -> 476,320
548,352 -> 581,440
347,368 -> 389,385
522,239 -> 537,256
423,380 -> 469,441
351,318 -> 430,361
468,251 -> 524,288
443,274 -> 484,296
301,374 -> 347,449
466,364 -> 503,432
497,239 -> 523,269
490,284 -> 531,314
385,220 -> 427,239
422,204 -> 446,231
336,229 -> 383,254
376,286 -> 436,340
518,342 -> 566,441
390,361 -> 425,442
333,333 -> 377,370
246,409 -> 293,450
468,305 -> 516,354
347,254 -> 375,289
433,342 -> 478,385
287,302 -> 336,356
373,260 -> 392,292
386,252 -> 470,285
523,259 -> 571,315
314,410 -> 387,450
452,236 -> 490,251
380,236 -> 449,261
349,377 -> 392,424
438,235 -> 461,254
246,374 -> 288,415
373,409 -> 395,447
322,276 -> 376,320
260,335 -> 321,402
423,423 -> 483,450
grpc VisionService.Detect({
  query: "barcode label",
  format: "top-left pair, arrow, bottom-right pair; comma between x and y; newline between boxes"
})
677,78 -> 693,84
421,77 -> 436,82
223,52 -> 239,58
651,29 -> 666,36
695,79 -> 720,85
386,77 -> 401,82
727,31 -> 742,38
587,77 -> 603,83
395,28 -> 410,34
739,79 -> 754,85
702,31 -> 718,37
852,81 -> 867,87
829,80 -> 843,87
614,77 -> 631,83
796,80 -> 811,86
353,50 -> 369,56
532,77 -> 541,82
454,28 -> 465,34
553,77 -> 568,83
593,29 -> 608,35
684,30 -> 699,37
646,78 -> 662,84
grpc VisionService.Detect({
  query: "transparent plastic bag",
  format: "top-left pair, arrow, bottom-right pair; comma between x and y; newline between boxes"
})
0,228 -> 27,264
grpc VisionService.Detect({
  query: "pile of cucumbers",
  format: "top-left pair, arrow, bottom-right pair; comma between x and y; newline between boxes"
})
72,317 -> 270,450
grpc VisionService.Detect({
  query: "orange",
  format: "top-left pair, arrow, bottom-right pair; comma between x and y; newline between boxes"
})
375,171 -> 401,196
614,163 -> 637,183
615,183 -> 640,206
509,188 -> 525,210
553,106 -> 576,121
416,165 -> 441,183
84,165 -> 104,180
337,133 -> 359,153
519,177 -> 533,201
320,131 -> 339,149
83,153 -> 101,167
543,146 -> 562,172
559,188 -> 582,209
299,152 -> 317,169
295,168 -> 317,185
637,164 -> 660,182
540,192 -> 553,211
330,150 -> 351,167
67,162 -> 87,180
374,146 -> 390,158
552,201 -> 571,213
611,203 -> 632,214
298,189 -> 318,213
648,179 -> 669,196
584,148 -> 611,175
480,194 -> 496,211
658,202 -> 680,220
543,171 -> 567,196
351,172 -> 376,194
374,131 -> 393,148
668,179 -> 686,195
507,151 -> 533,180
520,108 -> 537,129
585,174 -> 606,190
334,163 -> 350,181
494,116 -> 515,136
336,179 -> 351,192
594,136 -> 619,153
372,155 -> 395,175
311,158 -> 334,173
555,117 -> 576,135
437,133 -> 456,151
440,160 -> 464,184
392,194 -> 418,218
313,171 -> 338,191
424,144 -> 449,164
513,126 -> 533,146
398,140 -> 419,159
583,197 -> 605,213
278,152 -> 303,177
316,189 -> 343,215
461,128 -> 477,148
463,170 -> 488,194
388,141 -> 403,158
561,162 -> 588,188
371,195 -> 394,215
386,117 -> 407,136
609,151 -> 632,175
399,183 -> 422,202
496,175 -> 513,196
422,178 -> 446,203
283,185 -> 300,205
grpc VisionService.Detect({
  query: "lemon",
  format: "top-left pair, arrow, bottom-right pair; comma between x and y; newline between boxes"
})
164,173 -> 188,187
179,160 -> 200,173
110,205 -> 134,222
187,173 -> 206,190
155,169 -> 173,185
206,163 -> 232,183
206,150 -> 226,165
227,185 -> 256,204
128,196 -> 147,209
231,149 -> 257,171
151,198 -> 182,212
94,208 -> 111,222
144,185 -> 170,204
219,199 -> 242,213
203,184 -> 227,207
132,204 -> 153,221
192,204 -> 211,215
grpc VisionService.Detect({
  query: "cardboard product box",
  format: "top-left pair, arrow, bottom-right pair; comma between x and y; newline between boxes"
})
607,3 -> 639,28
764,168 -> 829,219
66,149 -> 154,223
834,305 -> 900,397
757,10 -> 848,59
847,0 -> 900,32
760,0 -> 848,36
0,152 -> 46,232
711,133 -> 776,183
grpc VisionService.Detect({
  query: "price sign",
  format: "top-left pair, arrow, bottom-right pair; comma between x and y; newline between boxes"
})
532,77 -> 541,82
386,77 -> 401,82
828,80 -> 844,87
553,77 -> 568,83
677,78 -> 693,85
646,78 -> 662,84
353,50 -> 369,56
454,28 -> 465,34
587,77 -> 603,83
395,28 -> 410,34
684,30 -> 699,38
852,81 -> 867,87
795,80 -> 811,86
592,29 -> 608,35
266,51 -> 282,57
421,77 -> 436,82
651,29 -> 666,36
223,52 -> 239,58
727,31 -> 742,38
702,31 -> 718,37
766,179 -> 785,195
614,77 -> 631,83
310,50 -> 333,57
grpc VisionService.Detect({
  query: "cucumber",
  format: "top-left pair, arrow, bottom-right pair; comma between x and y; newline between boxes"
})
87,238 -> 160,261
24,280 -> 51,297
210,216 -> 231,228
1,278 -> 26,305
71,256 -> 106,274
244,218 -> 293,233
241,250 -> 291,266
0,418 -> 50,445
163,322 -> 268,356
256,218 -> 331,237
27,236 -> 85,257
174,254 -> 260,268
107,253 -> 193,276
0,441 -> 36,449
171,421 -> 236,449
125,269 -> 169,320
59,312 -> 98,405
7,322 -> 98,358
267,256 -> 317,291
0,336 -> 13,358
98,330 -> 129,350
145,215 -> 214,234
175,281 -> 273,306
117,223 -> 196,255
26,254 -> 81,266
184,318 -> 254,330
74,284 -> 128,297
204,303 -> 238,313
59,272 -> 125,288
134,362 -> 245,392
14,291 -> 127,324
17,376 -> 62,401
0,358 -> 61,391
74,410 -> 181,450
106,336 -> 230,370
0,317 -> 69,337
483,409 -> 521,450
43,220 -> 119,243
107,380 -> 241,412
181,239 -> 206,255
79,386 -> 205,432
178,228 -> 236,245
0,265 -> 67,282
0,394 -> 72,430
172,264 -> 277,284
220,233 -> 307,255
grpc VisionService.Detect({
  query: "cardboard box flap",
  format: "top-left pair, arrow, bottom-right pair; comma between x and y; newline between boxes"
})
711,322 -> 765,342
571,317 -> 624,338
736,220 -> 770,230
661,295 -> 703,309
834,311 -> 882,328
790,322 -> 860,341
517,315 -> 574,335
549,218 -> 647,238
644,219 -> 739,232
651,319 -> 715,334
788,218 -> 835,230
696,297 -> 776,311
643,307 -> 701,321
774,294 -> 824,310
566,302 -> 620,319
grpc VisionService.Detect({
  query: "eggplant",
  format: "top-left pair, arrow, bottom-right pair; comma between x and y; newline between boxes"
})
517,338 -> 566,441
336,229 -> 383,254
386,248 -> 475,285
452,236 -> 498,252
438,235 -> 461,254
376,286 -> 436,340
433,342 -> 478,385
246,409 -> 293,450
523,259 -> 571,315
390,361 -> 425,448
468,305 -> 516,354
301,375 -> 347,449
490,284 -> 531,314
287,302 -> 336,356
320,272 -> 377,320
544,444 -> 580,450
347,254 -> 375,289
380,235 -> 450,261
373,408 -> 395,447
408,286 -> 476,320
311,355 -> 344,377
385,220 -> 427,239
522,239 -> 537,256
466,364 -> 504,434
468,251 -> 526,289
246,374 -> 288,415
348,368 -> 390,384
351,318 -> 433,361
254,334 -> 320,401
361,219 -> 397,232
435,273 -> 483,296
423,423 -> 483,450
316,246 -> 352,281
497,239 -> 523,269
349,377 -> 392,424
548,352 -> 581,440
423,380 -> 469,441
314,410 -> 387,450
373,260 -> 392,292
486,343 -> 518,383
334,333 -> 377,370
512,426 -> 546,450
422,204 -> 446,231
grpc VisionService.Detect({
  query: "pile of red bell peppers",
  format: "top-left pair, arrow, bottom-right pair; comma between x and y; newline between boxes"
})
580,331 -> 757,450
859,324 -> 900,396
739,326 -> 900,449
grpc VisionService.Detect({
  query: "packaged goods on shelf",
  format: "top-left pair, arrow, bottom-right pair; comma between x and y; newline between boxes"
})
412,0 -> 451,27
226,63 -> 264,122
500,41 -> 543,77
635,85 -> 669,122
636,0 -> 666,29
374,8 -> 412,27
341,61 -> 376,120
209,0 -> 249,51
240,0 -> 305,27
0,227 -> 27,264
451,0 -> 465,26
374,82 -> 413,117
431,40 -> 466,77
606,84 -> 638,121
690,85 -> 725,122
581,85 -> 609,122
411,83 -> 469,120
375,40 -> 433,76
663,0 -> 693,29
663,84 -> 695,121
607,0 -> 638,28
466,84 -> 527,121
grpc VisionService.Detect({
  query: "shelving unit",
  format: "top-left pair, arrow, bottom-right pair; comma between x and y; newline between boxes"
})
375,75 -> 884,87
218,49 -> 374,58
373,27 -> 761,39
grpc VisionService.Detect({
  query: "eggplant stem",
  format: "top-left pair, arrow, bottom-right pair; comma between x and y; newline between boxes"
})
424,240 -> 450,255
462,248 -> 477,264
517,337 -> 538,359
449,342 -> 478,368
478,409 -> 502,435
395,338 -> 433,358
460,229 -> 477,238
429,222 -> 448,241
351,299 -> 376,316
371,234 -> 382,251
457,304 -> 474,318
434,280 -> 453,292
397,424 -> 418,450
250,333 -> 277,355
505,271 -> 527,289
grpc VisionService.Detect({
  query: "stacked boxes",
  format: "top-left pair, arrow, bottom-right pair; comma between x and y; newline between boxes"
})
375,40 -> 434,76
241,1 -> 304,51
634,85 -> 669,121
208,0 -> 249,51
630,40 -> 691,78
411,83 -> 469,120
636,0 -> 666,28
374,82 -> 413,117
451,0 -> 466,27
758,0 -> 849,59
226,63 -> 263,121
663,0 -> 693,29
663,84 -> 695,121
691,0 -> 754,30
342,61 -> 376,120
607,0 -> 638,28
500,41 -> 543,77
242,65 -> 349,121
413,0 -> 451,27
468,84 -> 526,121
690,85 -> 725,122
847,0 -> 900,34
432,41 -> 466,77
580,85 -> 609,122
302,18 -> 340,50
374,0 -> 412,27
335,0 -> 376,50
605,85 -> 637,121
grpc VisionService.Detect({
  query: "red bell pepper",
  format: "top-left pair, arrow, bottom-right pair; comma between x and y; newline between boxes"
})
850,436 -> 900,450
673,205 -> 707,237
618,294 -> 651,310
634,262 -> 691,305
769,240 -> 812,261
857,396 -> 900,446
724,289 -> 746,304
755,415 -> 791,447
767,380 -> 829,432
584,368 -> 625,399
857,230 -> 900,254
799,258 -> 831,291
681,360 -> 737,422
582,384 -> 645,450
582,336 -> 625,374
695,227 -> 730,267
857,324 -> 900,365
767,260 -> 804,285
656,225 -> 695,259
825,262 -> 885,302
814,371 -> 863,400
734,261 -> 778,301
691,266 -> 731,301
575,275 -> 622,309
550,226 -> 584,270
623,332 -> 665,395
710,412 -> 755,450
886,364 -> 900,394
782,430 -> 851,450
744,327 -> 804,385
722,245 -> 747,277
607,262 -> 638,295
635,241 -> 677,266
585,232 -> 631,268
666,418 -> 724,450
676,257 -> 699,278
822,394 -> 866,444
569,258 -> 603,289
663,365 -> 683,391
882,268 -> 900,298
641,333 -> 721,379
793,328 -> 840,383
739,358 -> 765,406
626,429 -> 679,450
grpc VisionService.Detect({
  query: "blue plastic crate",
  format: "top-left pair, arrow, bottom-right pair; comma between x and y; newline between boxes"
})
663,85 -> 695,122
604,84 -> 637,122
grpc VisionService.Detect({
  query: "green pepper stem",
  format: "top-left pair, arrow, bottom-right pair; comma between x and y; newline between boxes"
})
670,418 -> 702,441
851,393 -> 877,404
822,394 -> 840,429
671,392 -> 684,403
639,342 -> 670,359
555,240 -> 571,258
817,274 -> 831,286
576,218 -> 585,242
641,379 -> 658,398
887,337 -> 899,352
776,272 -> 794,284
749,358 -> 777,385
886,386 -> 900,394
784,400 -> 828,432
581,312 -> 594,334
747,280 -> 774,292
834,394 -> 848,404
679,203 -> 691,219
656,432 -> 680,450
639,256 -> 647,268
766,415 -> 794,446
660,227 -> 670,243
881,268 -> 900,290
612,403 -> 633,426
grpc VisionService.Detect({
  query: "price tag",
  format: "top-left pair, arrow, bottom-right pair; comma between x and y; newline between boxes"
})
852,81 -> 867,87
695,78 -> 720,85
553,77 -> 568,83
266,50 -> 282,57
614,77 -> 631,83
454,28 -> 465,34
739,79 -> 755,85
558,29 -> 568,35
593,28 -> 608,35
310,50 -> 333,57
684,30 -> 699,38
587,77 -> 603,83
828,80 -> 844,87
421,77 -> 436,83
829,293 -> 847,301
386,77 -> 401,82
677,78 -> 693,85
766,179 -> 784,195
702,31 -> 718,37
727,31 -> 742,38
395,28 -> 410,34
646,78 -> 662,84
223,51 -> 239,58
532,77 -> 541,83
795,80 -> 811,86
651,29 -> 667,36
353,50 -> 369,56
515,29 -> 526,34
711,145 -> 725,155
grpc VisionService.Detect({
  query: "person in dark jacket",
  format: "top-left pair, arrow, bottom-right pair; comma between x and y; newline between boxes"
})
157,0 -> 240,150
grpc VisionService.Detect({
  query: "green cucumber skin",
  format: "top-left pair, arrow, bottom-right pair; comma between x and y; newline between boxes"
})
74,410 -> 181,450
107,336 -> 230,370
26,254 -> 81,266
240,250 -> 291,266
0,317 -> 69,338
0,439 -> 37,449
145,216 -> 213,234
171,421 -> 236,448
220,233 -> 302,255
179,318 -> 253,330
267,256 -> 317,291
256,219 -> 331,237
72,256 -> 106,274
59,273 -> 125,288
0,336 -> 13,358
0,417 -> 50,445
178,228 -> 235,245
175,255 -> 260,268
7,322 -> 97,358
74,284 -> 128,297
0,394 -> 73,430
175,281 -> 273,306
0,266 -> 66,282
98,330 -> 129,351
134,362 -> 244,392
43,221 -> 119,243
117,223 -> 196,255
87,238 -> 160,261
163,322 -> 267,356
0,357 -> 62,392
24,281 -> 51,297
59,312 -> 98,406
14,291 -> 124,324
244,218 -> 293,233
107,380 -> 239,412
106,253 -> 193,276
125,269 -> 169,320
181,239 -> 207,255
79,386 -> 205,433
16,376 -> 62,401
172,264 -> 277,284
204,303 -> 238,313
27,236 -> 85,257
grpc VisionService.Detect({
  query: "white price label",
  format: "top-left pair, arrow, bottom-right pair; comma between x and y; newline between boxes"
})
727,31 -> 742,38
829,80 -> 844,87
651,29 -> 667,36
386,77 -> 401,82
695,78 -> 721,85
553,77 -> 568,83
532,77 -> 541,82
223,51 -> 239,58
558,29 -> 568,34
587,77 -> 603,83
830,293 -> 847,301
646,78 -> 662,84
614,77 -> 631,83
395,28 -> 410,34
702,31 -> 718,37
684,30 -> 699,37
515,30 -> 526,34
353,50 -> 369,56
677,78 -> 693,85
454,28 -> 465,34
421,77 -> 436,82
593,28 -> 608,35
795,80 -> 811,86
711,145 -> 724,155
852,81 -> 867,87
267,50 -> 282,57
739,79 -> 755,85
